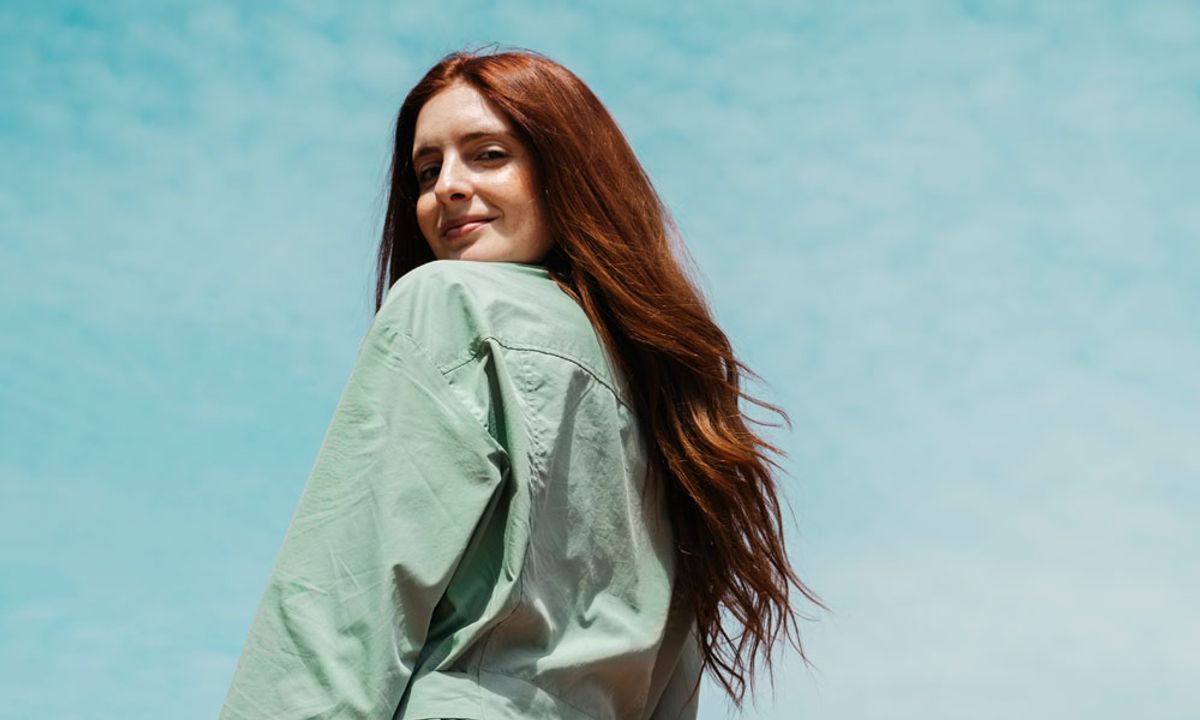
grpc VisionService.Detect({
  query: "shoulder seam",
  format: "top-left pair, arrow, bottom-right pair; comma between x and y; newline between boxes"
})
369,323 -> 510,448
439,335 -> 633,414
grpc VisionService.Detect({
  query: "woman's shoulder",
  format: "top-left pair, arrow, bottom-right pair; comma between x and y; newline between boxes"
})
372,260 -> 598,372
377,260 -> 560,332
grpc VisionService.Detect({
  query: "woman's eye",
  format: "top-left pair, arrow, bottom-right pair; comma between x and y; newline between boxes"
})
415,151 -> 503,185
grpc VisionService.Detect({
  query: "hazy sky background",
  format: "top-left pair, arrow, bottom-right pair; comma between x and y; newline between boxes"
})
2,1 -> 1198,718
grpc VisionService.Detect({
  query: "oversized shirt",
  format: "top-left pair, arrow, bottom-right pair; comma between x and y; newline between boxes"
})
218,259 -> 702,720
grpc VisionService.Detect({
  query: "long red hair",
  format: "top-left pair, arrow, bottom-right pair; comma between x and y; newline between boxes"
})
375,45 -> 826,711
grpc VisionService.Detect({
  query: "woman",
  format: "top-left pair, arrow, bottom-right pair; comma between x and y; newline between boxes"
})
219,47 -> 824,720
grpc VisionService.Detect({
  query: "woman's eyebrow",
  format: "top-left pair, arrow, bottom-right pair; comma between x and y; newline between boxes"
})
412,130 -> 512,163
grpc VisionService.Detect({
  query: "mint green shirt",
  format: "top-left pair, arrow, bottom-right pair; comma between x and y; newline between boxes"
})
218,260 -> 701,720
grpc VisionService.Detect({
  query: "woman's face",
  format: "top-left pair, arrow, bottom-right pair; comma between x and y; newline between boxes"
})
411,82 -> 554,264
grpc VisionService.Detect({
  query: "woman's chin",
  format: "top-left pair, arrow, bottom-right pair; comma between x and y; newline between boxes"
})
455,241 -> 520,263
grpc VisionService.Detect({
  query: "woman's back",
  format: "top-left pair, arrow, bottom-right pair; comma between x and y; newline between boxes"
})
219,259 -> 701,720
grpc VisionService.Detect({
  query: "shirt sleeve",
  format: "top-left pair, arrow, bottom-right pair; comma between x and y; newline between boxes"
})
218,319 -> 510,720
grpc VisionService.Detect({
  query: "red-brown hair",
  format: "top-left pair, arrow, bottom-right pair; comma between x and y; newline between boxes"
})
376,44 -> 827,712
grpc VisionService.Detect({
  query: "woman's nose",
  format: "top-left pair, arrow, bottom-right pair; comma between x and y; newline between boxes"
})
434,156 -> 471,203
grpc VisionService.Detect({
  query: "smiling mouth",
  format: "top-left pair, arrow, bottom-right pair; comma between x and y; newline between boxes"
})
445,219 -> 493,240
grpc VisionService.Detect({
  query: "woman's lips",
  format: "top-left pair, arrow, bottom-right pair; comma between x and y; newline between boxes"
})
445,219 -> 492,240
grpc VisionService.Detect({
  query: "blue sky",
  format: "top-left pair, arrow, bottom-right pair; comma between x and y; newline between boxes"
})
2,1 -> 1198,718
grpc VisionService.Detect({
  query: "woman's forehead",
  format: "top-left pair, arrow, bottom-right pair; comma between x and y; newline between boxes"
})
412,84 -> 513,156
